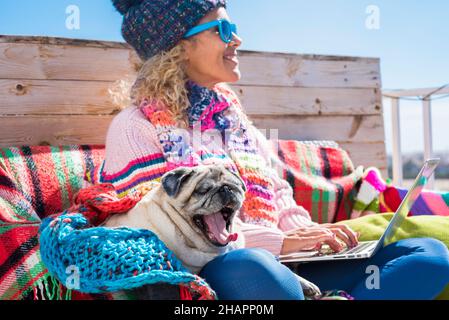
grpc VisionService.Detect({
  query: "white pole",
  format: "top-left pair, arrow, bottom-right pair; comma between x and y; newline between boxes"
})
423,98 -> 435,189
391,98 -> 403,186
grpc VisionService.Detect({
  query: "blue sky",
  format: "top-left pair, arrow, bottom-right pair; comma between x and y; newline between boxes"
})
1,0 -> 448,154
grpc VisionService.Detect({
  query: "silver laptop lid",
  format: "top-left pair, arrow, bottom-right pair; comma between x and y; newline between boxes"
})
375,158 -> 440,250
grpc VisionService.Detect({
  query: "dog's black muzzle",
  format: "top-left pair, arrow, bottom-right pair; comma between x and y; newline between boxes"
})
218,185 -> 239,208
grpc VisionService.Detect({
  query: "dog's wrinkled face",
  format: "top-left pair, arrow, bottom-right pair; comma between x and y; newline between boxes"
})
161,164 -> 246,247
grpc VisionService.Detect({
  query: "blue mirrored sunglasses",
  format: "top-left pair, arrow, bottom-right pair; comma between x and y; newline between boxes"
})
184,19 -> 238,44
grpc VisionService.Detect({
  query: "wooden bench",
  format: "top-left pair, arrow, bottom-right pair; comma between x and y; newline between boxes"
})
0,35 -> 387,176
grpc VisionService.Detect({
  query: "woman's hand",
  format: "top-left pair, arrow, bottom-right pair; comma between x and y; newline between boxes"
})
320,223 -> 360,249
280,224 -> 360,255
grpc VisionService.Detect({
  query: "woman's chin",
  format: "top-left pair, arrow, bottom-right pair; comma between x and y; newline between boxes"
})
223,69 -> 241,83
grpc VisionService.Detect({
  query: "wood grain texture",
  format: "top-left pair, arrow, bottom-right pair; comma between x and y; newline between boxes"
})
0,79 -> 122,115
0,37 -> 380,88
237,52 -> 381,88
0,42 -> 140,81
231,85 -> 382,115
0,79 -> 381,116
0,115 -> 113,147
249,114 -> 386,143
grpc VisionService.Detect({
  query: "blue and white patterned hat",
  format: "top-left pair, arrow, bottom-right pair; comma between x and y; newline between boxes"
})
112,0 -> 227,60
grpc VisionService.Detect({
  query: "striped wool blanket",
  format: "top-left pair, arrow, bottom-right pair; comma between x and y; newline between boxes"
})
267,140 -> 364,223
268,140 -> 449,221
0,145 -> 125,300
351,167 -> 449,218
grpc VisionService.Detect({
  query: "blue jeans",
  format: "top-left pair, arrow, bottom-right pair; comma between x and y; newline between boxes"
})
199,238 -> 449,300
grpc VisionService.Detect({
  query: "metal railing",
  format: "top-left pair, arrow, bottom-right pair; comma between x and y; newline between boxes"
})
382,85 -> 449,189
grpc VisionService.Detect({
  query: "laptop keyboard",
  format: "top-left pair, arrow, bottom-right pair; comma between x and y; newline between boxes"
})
342,241 -> 375,255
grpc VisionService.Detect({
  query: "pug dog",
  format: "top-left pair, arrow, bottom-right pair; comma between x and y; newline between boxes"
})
103,164 -> 247,273
104,164 -> 321,298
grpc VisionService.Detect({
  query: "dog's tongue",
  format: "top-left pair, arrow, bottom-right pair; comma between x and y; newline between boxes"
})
203,212 -> 238,245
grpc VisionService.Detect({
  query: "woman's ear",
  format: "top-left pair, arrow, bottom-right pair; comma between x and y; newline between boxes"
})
180,39 -> 194,61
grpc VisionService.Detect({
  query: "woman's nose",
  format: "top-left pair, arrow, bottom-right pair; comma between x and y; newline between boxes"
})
229,33 -> 242,47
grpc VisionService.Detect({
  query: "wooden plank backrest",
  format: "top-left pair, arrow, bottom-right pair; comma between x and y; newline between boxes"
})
0,35 -> 387,175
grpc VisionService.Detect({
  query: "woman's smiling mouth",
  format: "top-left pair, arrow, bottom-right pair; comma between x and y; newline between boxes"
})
224,53 -> 239,64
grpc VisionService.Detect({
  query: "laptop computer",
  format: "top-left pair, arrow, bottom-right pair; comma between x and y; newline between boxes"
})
278,158 -> 440,264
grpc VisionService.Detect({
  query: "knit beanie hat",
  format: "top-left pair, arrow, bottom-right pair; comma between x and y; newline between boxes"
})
112,0 -> 227,60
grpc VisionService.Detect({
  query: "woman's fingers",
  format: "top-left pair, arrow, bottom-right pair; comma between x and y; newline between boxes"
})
284,233 -> 345,254
284,226 -> 333,236
322,223 -> 359,247
288,228 -> 333,238
329,228 -> 352,248
319,234 -> 345,252
284,227 -> 311,236
281,224 -> 360,255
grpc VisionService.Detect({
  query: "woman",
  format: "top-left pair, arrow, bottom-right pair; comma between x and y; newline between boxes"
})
104,0 -> 449,299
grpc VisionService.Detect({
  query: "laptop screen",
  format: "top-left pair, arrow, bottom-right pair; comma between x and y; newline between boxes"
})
380,158 -> 440,247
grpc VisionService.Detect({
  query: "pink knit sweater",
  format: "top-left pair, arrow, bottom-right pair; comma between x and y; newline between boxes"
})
98,82 -> 317,256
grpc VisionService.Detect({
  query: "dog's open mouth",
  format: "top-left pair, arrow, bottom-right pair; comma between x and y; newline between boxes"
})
193,206 -> 238,247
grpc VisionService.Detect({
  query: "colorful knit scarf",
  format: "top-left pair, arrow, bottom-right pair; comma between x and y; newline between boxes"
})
139,80 -> 279,228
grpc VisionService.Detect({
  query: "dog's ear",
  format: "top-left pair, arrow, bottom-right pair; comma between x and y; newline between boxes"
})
226,166 -> 247,192
161,167 -> 194,198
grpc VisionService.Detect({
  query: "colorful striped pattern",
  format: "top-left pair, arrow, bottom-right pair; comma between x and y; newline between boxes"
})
351,166 -> 449,218
0,223 -> 46,300
1,145 -> 105,220
380,185 -> 449,217
267,140 -> 364,223
0,145 -> 126,300
95,153 -> 168,198
228,147 -> 278,227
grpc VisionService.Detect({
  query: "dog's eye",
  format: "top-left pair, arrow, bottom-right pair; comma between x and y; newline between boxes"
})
195,185 -> 212,194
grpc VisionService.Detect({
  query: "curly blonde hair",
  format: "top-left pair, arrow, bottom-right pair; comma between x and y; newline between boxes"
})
109,41 -> 251,128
